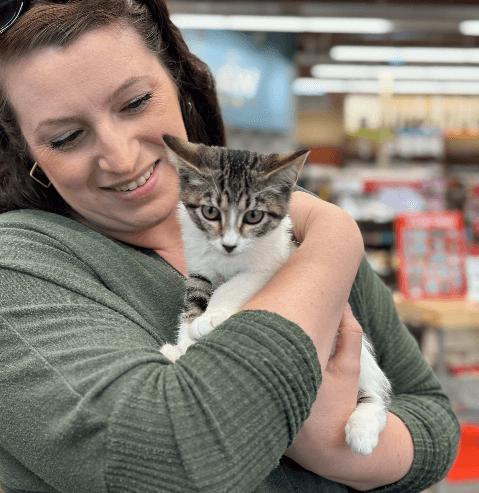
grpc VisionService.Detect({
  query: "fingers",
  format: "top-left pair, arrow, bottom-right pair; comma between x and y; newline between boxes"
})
340,303 -> 363,334
328,303 -> 363,374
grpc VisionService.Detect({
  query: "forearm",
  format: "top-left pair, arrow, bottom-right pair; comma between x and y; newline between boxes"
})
241,191 -> 364,367
286,412 -> 414,491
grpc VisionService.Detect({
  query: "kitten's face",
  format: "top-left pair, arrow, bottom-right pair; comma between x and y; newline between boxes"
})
163,135 -> 309,256
183,183 -> 283,256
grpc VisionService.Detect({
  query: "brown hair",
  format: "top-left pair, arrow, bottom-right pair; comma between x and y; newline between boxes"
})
0,0 -> 226,214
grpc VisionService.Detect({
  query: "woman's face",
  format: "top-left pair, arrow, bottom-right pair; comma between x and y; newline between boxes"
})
4,23 -> 188,240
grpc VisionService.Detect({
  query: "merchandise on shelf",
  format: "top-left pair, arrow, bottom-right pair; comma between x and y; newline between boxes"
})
395,212 -> 469,300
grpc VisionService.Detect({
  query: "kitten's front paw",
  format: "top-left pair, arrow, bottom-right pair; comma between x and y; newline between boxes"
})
345,404 -> 388,455
160,343 -> 185,363
189,309 -> 232,340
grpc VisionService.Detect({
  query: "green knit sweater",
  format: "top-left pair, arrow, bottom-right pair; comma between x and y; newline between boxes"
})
0,209 -> 459,493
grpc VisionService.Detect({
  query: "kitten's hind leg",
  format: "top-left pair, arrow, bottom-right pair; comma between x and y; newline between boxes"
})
159,274 -> 213,362
345,335 -> 391,455
182,274 -> 213,328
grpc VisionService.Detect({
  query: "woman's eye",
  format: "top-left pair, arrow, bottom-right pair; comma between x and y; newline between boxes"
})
50,130 -> 83,150
201,205 -> 221,221
244,210 -> 264,225
123,93 -> 153,112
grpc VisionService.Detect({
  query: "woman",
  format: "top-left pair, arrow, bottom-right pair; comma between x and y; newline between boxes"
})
0,1 -> 459,492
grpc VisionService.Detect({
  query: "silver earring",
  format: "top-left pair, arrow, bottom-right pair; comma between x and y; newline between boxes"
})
30,162 -> 51,188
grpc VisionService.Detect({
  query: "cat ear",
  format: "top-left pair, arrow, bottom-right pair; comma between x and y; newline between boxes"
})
163,134 -> 215,176
261,149 -> 310,185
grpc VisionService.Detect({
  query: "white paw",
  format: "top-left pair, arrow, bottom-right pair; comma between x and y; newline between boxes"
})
189,309 -> 231,340
160,343 -> 185,363
345,405 -> 388,455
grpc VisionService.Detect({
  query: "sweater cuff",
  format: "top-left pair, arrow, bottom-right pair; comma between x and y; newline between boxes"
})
371,397 -> 460,493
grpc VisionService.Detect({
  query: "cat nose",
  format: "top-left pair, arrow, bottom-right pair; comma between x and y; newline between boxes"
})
223,244 -> 236,253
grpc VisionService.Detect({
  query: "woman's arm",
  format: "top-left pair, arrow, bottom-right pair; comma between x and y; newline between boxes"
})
284,304 -> 414,491
241,190 -> 365,368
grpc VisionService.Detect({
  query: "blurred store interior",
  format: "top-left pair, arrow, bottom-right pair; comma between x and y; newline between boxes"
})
168,0 -> 479,490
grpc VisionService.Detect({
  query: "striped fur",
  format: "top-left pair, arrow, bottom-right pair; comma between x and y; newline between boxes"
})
181,274 -> 213,324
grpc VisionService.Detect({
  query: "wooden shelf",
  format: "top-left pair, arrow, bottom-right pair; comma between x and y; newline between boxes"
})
394,296 -> 479,331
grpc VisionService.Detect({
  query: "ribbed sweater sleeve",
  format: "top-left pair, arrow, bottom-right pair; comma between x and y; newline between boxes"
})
0,211 -> 321,493
105,311 -> 320,492
349,257 -> 461,493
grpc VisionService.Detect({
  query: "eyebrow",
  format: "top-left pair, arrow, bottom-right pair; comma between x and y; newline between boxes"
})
35,75 -> 151,133
107,75 -> 150,103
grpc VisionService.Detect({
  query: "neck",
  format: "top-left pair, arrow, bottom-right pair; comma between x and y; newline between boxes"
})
75,209 -> 188,277
126,215 -> 187,276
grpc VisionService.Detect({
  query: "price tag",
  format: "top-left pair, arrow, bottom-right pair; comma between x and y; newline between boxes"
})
466,256 -> 479,303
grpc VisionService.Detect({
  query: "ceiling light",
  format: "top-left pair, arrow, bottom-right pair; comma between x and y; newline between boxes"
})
170,14 -> 393,34
330,46 -> 479,63
292,78 -> 378,95
292,77 -> 479,95
311,64 -> 479,80
460,20 -> 479,36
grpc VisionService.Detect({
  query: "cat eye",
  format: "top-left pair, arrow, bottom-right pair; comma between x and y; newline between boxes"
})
201,205 -> 221,221
243,210 -> 264,225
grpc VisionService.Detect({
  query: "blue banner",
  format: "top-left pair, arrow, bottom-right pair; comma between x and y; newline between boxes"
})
181,30 -> 296,132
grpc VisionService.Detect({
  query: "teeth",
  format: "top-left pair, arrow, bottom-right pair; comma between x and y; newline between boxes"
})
114,165 -> 155,192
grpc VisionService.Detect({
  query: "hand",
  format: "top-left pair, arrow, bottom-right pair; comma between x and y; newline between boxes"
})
284,303 -> 363,476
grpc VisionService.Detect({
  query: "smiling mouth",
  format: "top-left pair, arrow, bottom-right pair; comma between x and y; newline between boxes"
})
111,161 -> 158,192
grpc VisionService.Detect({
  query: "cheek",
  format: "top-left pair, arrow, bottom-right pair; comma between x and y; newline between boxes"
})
146,94 -> 187,141
194,211 -> 222,240
44,161 -> 95,201
203,217 -> 222,240
54,163 -> 92,192
240,224 -> 258,237
29,147 -> 88,193
247,220 -> 280,239
237,236 -> 254,252
212,222 -> 224,240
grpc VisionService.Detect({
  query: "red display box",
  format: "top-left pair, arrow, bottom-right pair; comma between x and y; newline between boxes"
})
395,212 -> 469,300
446,423 -> 479,483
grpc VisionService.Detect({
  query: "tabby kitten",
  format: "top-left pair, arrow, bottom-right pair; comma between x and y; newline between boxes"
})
160,134 -> 391,455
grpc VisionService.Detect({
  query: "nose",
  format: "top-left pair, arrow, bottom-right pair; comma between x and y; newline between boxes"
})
96,122 -> 139,174
223,244 -> 236,253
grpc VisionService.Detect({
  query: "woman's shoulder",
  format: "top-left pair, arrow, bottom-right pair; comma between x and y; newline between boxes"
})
0,208 -> 116,253
0,209 -> 116,278
0,208 -> 184,287
0,209 -> 129,279
0,208 -> 89,235
0,209 -> 95,246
